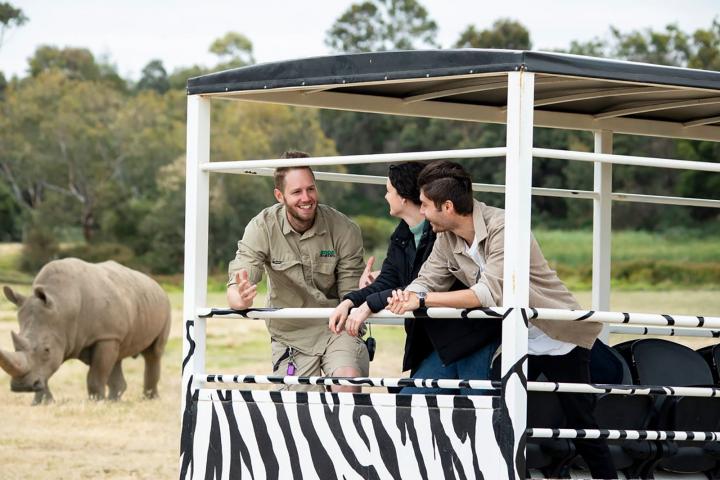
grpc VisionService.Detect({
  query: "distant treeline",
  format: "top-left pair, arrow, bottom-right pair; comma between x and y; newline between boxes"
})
0,1 -> 718,275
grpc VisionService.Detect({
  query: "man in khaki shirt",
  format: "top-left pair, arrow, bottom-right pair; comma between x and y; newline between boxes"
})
227,151 -> 368,393
386,160 -> 615,478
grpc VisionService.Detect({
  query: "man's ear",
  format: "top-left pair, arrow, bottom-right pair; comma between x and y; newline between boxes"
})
443,200 -> 455,214
273,188 -> 284,204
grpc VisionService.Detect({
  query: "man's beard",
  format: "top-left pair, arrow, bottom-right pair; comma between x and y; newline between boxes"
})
286,204 -> 316,228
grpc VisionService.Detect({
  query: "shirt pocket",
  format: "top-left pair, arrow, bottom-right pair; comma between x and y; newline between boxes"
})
447,262 -> 471,286
268,259 -> 302,292
312,260 -> 337,292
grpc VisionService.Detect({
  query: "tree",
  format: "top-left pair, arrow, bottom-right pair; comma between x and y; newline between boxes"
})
209,32 -> 255,70
28,45 -> 126,90
454,19 -> 531,50
0,70 -> 183,243
168,64 -> 206,90
610,24 -> 691,66
0,2 -> 26,50
325,0 -> 438,53
564,22 -> 720,229
136,59 -> 170,94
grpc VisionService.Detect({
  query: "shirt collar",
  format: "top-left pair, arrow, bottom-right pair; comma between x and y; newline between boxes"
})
451,199 -> 488,253
279,204 -> 328,238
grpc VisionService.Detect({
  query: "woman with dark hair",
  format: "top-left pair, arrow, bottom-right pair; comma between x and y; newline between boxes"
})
329,162 -> 472,381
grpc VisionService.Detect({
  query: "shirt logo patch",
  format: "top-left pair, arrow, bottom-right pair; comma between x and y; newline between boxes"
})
320,250 -> 336,258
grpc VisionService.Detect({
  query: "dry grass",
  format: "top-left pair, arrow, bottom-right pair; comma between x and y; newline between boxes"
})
0,288 -> 718,478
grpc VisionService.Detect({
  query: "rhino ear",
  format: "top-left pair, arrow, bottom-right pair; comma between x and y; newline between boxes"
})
3,286 -> 25,307
33,287 -> 51,307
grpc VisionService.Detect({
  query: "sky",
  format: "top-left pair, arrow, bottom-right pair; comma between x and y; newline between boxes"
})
2,0 -> 719,80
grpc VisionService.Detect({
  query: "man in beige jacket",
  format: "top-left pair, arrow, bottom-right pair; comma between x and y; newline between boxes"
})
386,160 -> 616,479
227,151 -> 368,393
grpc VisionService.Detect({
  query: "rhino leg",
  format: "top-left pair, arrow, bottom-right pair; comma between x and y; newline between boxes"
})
31,388 -> 54,405
108,361 -> 126,400
142,343 -> 162,399
87,340 -> 120,400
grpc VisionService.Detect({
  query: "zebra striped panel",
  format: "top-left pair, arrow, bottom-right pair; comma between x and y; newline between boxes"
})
180,389 -> 514,480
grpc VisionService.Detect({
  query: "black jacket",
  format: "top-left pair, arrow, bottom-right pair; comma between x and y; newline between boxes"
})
344,221 -> 501,372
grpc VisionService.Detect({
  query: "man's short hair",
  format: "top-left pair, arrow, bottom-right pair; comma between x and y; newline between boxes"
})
417,160 -> 474,215
388,162 -> 425,205
274,151 -> 315,191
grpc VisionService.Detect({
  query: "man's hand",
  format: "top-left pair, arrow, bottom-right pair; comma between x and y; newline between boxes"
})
227,270 -> 257,310
358,256 -> 380,288
346,302 -> 371,337
386,289 -> 419,314
329,299 -> 354,334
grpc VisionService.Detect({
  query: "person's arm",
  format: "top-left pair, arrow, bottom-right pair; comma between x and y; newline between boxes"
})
386,288 -> 481,313
471,215 -> 505,307
334,220 -> 366,299
226,218 -> 268,309
404,235 -> 456,295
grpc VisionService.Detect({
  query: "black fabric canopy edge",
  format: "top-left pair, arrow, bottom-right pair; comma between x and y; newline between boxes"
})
186,49 -> 720,96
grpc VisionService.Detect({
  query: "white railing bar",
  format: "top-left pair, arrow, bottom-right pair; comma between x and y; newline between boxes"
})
199,307 -> 720,330
611,191 -> 720,209
198,311 -> 720,333
224,166 -> 596,199
197,307 -> 407,325
210,164 -> 719,209
203,374 -> 497,390
609,325 -> 720,338
529,382 -> 720,397
200,374 -> 720,398
200,147 -> 507,171
533,147 -> 720,173
529,428 -> 719,441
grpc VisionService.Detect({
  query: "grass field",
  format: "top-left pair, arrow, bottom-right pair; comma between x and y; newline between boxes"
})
0,239 -> 719,478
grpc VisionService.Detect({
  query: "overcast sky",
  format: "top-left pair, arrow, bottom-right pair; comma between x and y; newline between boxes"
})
2,1 -> 719,80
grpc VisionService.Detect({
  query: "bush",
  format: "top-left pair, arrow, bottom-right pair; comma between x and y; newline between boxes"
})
59,242 -> 135,266
19,224 -> 59,273
353,215 -> 396,253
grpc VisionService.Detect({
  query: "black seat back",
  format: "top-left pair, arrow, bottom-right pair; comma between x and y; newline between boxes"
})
631,339 -> 719,476
590,340 -> 628,384
697,344 -> 720,385
631,339 -> 713,387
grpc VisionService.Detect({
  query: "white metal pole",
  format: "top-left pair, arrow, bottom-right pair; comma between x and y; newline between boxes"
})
592,130 -> 613,343
182,95 -> 211,400
503,70 -> 534,479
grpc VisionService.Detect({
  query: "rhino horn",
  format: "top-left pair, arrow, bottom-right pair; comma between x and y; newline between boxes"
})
0,348 -> 29,378
11,331 -> 30,352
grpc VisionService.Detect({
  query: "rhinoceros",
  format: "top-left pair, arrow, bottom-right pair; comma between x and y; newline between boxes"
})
1,258 -> 171,404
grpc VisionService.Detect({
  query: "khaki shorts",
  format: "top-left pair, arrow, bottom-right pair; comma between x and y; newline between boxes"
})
271,332 -> 370,392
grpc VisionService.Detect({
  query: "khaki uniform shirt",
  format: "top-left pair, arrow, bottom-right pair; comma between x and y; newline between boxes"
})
407,200 -> 601,349
229,203 -> 364,354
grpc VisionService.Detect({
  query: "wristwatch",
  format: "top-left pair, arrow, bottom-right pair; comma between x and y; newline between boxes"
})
416,291 -> 427,308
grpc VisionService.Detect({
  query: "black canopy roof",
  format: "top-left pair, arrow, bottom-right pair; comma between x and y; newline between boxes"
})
187,50 -> 720,139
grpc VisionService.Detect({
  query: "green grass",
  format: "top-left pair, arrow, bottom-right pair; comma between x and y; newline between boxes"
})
536,230 -> 720,265
535,230 -> 720,290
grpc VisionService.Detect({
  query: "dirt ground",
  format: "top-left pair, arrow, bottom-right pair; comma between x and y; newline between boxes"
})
0,289 -> 718,479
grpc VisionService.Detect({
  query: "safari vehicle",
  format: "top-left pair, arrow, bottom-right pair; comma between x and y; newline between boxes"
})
180,50 -> 720,479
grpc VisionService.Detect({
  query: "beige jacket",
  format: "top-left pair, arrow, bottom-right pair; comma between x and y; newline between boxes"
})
406,200 -> 600,349
229,203 -> 364,354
